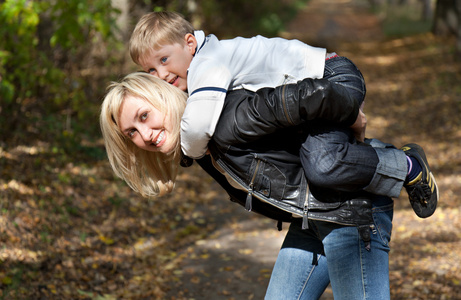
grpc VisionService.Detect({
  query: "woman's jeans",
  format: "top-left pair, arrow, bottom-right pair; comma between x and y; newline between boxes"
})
265,196 -> 394,300
300,56 -> 407,199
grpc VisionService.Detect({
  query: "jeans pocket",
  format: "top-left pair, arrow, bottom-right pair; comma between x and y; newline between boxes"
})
372,205 -> 393,247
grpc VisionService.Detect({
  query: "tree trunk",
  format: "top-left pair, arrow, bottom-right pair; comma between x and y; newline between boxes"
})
421,0 -> 433,21
432,0 -> 461,58
456,0 -> 461,58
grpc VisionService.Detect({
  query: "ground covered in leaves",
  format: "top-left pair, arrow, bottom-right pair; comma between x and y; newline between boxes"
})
1,0 -> 461,299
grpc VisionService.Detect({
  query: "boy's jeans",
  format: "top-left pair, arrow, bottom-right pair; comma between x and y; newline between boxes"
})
265,195 -> 393,300
300,56 -> 407,199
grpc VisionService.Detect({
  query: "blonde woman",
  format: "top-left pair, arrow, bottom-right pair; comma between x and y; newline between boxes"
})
100,72 -> 187,197
100,72 -> 396,300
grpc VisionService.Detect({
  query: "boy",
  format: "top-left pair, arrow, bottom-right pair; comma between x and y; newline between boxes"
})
128,11 -> 438,218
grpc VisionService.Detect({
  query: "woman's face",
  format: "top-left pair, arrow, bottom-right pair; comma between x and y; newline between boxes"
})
118,94 -> 175,154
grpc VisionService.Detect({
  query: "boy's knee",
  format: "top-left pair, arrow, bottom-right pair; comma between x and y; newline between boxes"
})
304,166 -> 339,188
301,153 -> 341,188
301,142 -> 352,188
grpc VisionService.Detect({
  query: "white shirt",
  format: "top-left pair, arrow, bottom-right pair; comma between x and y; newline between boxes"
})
182,30 -> 327,158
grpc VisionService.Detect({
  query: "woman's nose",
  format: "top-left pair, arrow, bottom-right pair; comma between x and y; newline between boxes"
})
139,127 -> 152,143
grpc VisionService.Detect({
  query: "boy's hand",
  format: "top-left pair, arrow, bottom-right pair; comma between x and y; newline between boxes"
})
351,109 -> 367,142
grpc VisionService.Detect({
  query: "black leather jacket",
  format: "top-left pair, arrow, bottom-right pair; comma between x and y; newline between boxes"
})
203,78 -> 374,230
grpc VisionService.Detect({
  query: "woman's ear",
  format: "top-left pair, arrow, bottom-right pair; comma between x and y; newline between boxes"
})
184,33 -> 197,55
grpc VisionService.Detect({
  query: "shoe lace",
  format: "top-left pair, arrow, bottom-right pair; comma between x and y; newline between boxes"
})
408,183 -> 431,206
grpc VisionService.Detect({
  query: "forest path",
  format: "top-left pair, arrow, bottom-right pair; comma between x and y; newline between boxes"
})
283,0 -> 383,48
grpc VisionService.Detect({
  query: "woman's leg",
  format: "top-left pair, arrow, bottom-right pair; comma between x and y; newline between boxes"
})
318,196 -> 393,300
265,221 -> 330,300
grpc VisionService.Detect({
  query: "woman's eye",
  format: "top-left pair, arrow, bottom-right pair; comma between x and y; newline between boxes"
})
128,129 -> 136,138
140,112 -> 148,121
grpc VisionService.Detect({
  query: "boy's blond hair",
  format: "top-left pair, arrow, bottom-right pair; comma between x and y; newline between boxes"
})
129,11 -> 195,66
100,72 -> 187,197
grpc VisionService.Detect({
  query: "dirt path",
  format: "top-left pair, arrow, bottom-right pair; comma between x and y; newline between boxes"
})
165,1 -> 387,299
283,0 -> 383,48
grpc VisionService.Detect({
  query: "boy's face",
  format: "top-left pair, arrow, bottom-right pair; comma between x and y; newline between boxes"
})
118,94 -> 176,154
140,34 -> 196,92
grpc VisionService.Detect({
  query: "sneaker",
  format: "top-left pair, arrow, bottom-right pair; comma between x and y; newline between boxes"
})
401,143 -> 438,218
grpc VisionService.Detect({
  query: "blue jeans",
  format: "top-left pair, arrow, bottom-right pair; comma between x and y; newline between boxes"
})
265,196 -> 393,300
300,56 -> 407,199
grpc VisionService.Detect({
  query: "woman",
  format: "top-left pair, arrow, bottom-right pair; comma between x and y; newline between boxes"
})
100,72 -> 393,299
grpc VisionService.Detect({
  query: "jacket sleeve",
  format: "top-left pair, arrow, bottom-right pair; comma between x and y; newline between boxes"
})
223,78 -> 360,144
181,59 -> 232,159
180,91 -> 226,159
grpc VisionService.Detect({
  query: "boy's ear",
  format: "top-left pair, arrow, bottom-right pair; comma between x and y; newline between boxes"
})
184,33 -> 197,55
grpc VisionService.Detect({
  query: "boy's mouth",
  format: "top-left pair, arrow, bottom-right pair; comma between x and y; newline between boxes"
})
168,76 -> 179,86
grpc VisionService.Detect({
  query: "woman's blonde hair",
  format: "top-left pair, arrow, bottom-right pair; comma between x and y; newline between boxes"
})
129,11 -> 195,66
100,72 -> 187,197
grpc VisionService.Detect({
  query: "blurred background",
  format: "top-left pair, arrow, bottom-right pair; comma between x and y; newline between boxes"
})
1,0 -> 460,299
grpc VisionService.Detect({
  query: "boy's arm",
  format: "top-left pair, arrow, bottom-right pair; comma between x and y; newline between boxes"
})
182,61 -> 232,159
181,91 -> 226,159
214,78 -> 360,145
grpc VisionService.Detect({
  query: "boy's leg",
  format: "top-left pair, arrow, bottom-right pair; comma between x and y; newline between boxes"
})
300,120 -> 438,217
304,56 -> 407,197
300,121 -> 407,198
305,56 -> 438,217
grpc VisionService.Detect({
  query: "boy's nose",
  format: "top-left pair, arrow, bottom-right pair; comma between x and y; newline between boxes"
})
157,68 -> 168,80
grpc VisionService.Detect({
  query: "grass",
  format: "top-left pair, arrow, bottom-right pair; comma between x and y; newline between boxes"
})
375,2 -> 433,37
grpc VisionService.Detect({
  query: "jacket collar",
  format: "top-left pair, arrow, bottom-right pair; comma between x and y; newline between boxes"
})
193,30 -> 206,56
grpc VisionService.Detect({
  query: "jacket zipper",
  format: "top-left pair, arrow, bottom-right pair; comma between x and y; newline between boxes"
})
245,159 -> 261,211
302,191 -> 309,229
214,159 -> 355,227
216,158 -> 303,216
281,75 -> 295,126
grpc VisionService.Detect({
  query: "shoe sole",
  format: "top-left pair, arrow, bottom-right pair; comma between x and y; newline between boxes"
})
402,143 -> 438,218
410,171 -> 438,218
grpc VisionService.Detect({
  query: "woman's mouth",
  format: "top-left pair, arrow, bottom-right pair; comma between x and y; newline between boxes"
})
153,130 -> 165,147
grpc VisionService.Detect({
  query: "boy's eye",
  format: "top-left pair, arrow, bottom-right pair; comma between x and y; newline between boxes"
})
161,57 -> 167,63
148,68 -> 156,74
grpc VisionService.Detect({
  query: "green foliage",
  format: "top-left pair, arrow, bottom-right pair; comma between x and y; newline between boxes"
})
382,9 -> 432,37
0,0 -> 43,105
151,0 -> 310,38
0,0 -> 121,152
373,1 -> 433,37
0,0 -> 308,159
